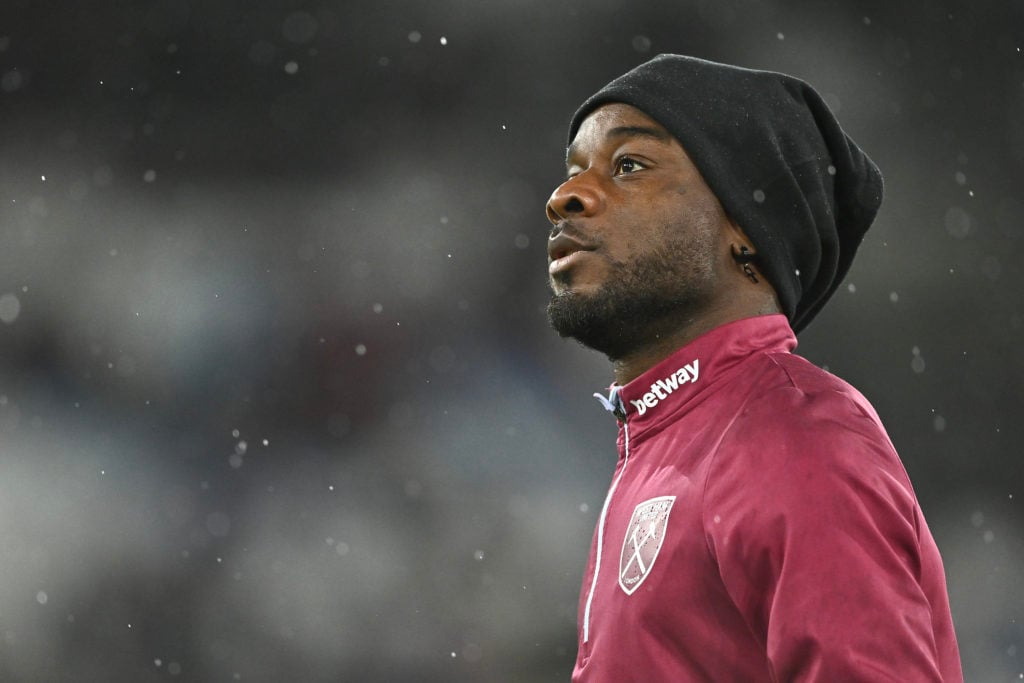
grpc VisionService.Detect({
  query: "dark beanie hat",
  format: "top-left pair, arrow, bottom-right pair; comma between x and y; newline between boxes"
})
568,54 -> 883,333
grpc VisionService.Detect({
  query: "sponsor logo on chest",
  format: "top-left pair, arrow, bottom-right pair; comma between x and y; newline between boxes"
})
628,360 -> 699,416
618,496 -> 676,595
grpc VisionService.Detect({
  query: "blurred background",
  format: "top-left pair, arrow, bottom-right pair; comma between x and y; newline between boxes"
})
0,0 -> 1021,680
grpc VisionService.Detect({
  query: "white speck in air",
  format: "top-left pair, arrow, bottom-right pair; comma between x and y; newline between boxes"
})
0,293 -> 21,324
910,347 -> 926,374
632,35 -> 652,53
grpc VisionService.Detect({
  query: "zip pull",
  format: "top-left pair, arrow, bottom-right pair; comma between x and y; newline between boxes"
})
593,386 -> 626,421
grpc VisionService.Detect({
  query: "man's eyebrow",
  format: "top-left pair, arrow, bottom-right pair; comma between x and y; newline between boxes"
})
566,125 -> 672,164
605,125 -> 672,143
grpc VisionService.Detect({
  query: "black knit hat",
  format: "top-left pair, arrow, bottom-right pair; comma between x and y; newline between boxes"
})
568,54 -> 883,333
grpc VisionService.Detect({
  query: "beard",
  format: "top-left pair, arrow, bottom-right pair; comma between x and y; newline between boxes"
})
546,234 -> 716,360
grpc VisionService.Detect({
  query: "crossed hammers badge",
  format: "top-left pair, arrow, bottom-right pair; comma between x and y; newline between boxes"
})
618,496 -> 676,595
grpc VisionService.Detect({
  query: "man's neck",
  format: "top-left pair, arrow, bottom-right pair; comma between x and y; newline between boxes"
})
609,317 -> 720,386
610,303 -> 780,386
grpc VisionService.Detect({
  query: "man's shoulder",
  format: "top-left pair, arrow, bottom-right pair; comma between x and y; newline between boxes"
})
711,351 -> 913,510
757,349 -> 852,391
736,349 -> 893,454
749,350 -> 875,416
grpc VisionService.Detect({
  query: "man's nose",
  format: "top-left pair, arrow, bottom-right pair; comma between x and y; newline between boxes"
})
545,173 -> 603,225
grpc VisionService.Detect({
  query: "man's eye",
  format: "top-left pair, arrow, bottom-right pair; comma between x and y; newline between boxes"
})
614,157 -> 646,175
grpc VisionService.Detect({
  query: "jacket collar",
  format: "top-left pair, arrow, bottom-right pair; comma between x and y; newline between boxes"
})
598,315 -> 796,439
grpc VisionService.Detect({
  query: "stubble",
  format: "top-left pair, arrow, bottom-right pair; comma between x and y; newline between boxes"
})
546,229 -> 717,360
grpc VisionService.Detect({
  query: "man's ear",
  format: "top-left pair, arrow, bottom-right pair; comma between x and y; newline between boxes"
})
721,217 -> 753,250
720,216 -> 783,314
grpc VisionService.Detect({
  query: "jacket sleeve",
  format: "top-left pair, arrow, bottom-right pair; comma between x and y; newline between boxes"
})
703,385 -> 955,682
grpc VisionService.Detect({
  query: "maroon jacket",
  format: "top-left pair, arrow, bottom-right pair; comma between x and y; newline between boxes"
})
573,315 -> 962,682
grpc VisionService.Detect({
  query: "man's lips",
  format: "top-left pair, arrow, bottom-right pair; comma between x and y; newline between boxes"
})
549,249 -> 593,276
548,231 -> 596,262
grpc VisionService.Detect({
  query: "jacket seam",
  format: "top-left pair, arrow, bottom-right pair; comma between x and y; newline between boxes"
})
699,352 -> 798,654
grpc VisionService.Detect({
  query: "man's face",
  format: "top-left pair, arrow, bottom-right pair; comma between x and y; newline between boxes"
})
545,103 -> 736,360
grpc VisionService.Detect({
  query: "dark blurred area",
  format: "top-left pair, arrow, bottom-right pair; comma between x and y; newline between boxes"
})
0,0 -> 1021,680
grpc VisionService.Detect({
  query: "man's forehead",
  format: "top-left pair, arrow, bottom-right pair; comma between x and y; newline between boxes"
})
566,103 -> 676,163
579,102 -> 660,126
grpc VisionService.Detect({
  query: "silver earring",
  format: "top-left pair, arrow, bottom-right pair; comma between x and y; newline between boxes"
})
731,245 -> 759,284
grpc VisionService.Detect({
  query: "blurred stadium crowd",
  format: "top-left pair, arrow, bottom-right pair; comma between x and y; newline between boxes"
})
1,0 -> 1022,680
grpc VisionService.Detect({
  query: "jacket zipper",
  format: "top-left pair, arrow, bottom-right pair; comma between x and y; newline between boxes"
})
582,419 -> 632,643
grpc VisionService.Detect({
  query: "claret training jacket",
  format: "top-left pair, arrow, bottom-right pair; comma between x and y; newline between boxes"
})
573,315 -> 962,682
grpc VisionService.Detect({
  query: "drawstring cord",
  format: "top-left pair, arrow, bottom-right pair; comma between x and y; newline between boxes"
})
593,386 -> 627,421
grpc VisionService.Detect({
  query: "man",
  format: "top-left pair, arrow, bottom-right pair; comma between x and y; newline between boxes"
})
546,54 -> 962,682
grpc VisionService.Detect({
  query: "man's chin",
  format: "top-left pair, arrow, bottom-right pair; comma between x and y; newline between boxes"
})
547,291 -> 584,336
546,289 -> 625,356
546,282 -> 696,361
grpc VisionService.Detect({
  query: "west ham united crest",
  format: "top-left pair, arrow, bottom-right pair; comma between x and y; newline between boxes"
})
619,496 -> 676,595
